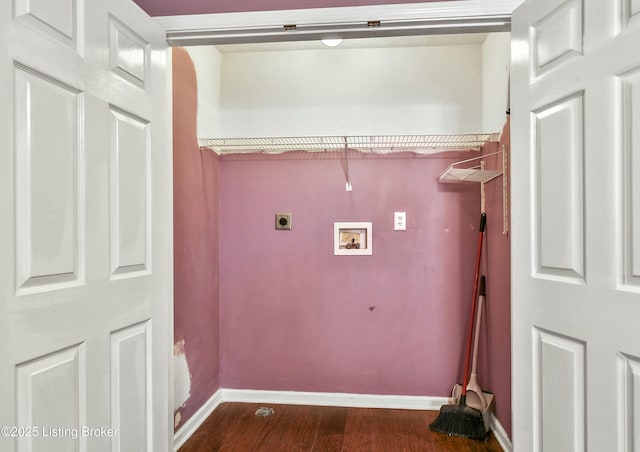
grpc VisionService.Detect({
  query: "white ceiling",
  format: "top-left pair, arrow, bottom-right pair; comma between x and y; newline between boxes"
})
215,32 -> 489,53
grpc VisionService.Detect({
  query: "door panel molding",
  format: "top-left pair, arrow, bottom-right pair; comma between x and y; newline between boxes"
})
109,105 -> 151,280
623,0 -> 640,29
13,0 -> 84,53
618,352 -> 640,452
16,343 -> 87,452
532,327 -> 586,452
620,66 -> 640,289
530,0 -> 583,81
108,14 -> 150,89
14,63 -> 85,295
532,91 -> 585,283
111,320 -> 152,452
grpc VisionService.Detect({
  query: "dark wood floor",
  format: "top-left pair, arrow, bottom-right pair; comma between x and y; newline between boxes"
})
179,402 -> 503,451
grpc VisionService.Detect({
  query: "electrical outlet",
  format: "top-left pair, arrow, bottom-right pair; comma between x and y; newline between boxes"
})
394,212 -> 406,230
275,213 -> 292,230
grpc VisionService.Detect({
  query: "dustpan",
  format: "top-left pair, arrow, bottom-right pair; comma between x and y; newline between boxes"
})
452,384 -> 493,433
451,275 -> 493,433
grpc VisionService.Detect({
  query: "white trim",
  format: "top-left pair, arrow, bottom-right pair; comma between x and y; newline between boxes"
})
156,1 -> 520,31
154,0 -> 523,46
173,389 -> 223,451
220,388 -> 449,411
172,389 -> 448,448
490,413 -> 513,452
173,388 -> 513,449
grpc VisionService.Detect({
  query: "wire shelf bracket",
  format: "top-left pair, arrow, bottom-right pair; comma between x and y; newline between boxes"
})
438,150 -> 503,184
439,147 -> 509,234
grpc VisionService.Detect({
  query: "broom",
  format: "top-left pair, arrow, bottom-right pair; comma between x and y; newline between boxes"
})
429,213 -> 487,440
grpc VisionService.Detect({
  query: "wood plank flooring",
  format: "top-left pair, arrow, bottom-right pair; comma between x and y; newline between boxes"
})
179,402 -> 503,451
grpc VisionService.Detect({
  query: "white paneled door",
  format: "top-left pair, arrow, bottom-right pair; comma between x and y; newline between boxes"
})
0,0 -> 172,451
512,0 -> 640,451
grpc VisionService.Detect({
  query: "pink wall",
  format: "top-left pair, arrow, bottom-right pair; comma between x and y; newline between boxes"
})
168,40 -> 512,435
480,118 -> 512,438
172,47 -> 221,431
219,151 -> 484,396
133,0 -> 446,17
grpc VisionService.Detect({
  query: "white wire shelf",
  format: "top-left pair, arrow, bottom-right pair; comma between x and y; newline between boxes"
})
199,133 -> 499,155
439,150 -> 503,184
440,167 -> 503,183
439,146 -> 509,235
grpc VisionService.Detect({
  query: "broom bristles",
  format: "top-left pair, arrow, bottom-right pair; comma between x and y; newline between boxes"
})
429,395 -> 486,440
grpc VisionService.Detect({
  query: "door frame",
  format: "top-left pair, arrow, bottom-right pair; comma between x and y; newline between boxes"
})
154,0 -> 521,448
153,0 -> 521,46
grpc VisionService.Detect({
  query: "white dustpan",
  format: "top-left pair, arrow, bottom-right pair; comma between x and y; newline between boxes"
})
452,275 -> 493,432
467,277 -> 488,411
452,384 -> 493,433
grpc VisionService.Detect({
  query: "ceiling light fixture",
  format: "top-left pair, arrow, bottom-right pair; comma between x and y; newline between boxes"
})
321,38 -> 343,47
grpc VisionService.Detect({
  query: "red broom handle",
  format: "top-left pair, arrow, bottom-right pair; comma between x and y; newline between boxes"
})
461,213 -> 486,397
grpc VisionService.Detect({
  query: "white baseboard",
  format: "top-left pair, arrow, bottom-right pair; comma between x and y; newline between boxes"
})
221,388 -> 449,411
173,388 -> 513,451
173,389 -> 223,451
490,414 -> 513,452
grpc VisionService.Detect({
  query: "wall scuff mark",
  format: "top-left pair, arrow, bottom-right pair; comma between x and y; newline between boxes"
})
174,339 -> 192,413
172,46 -> 221,432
